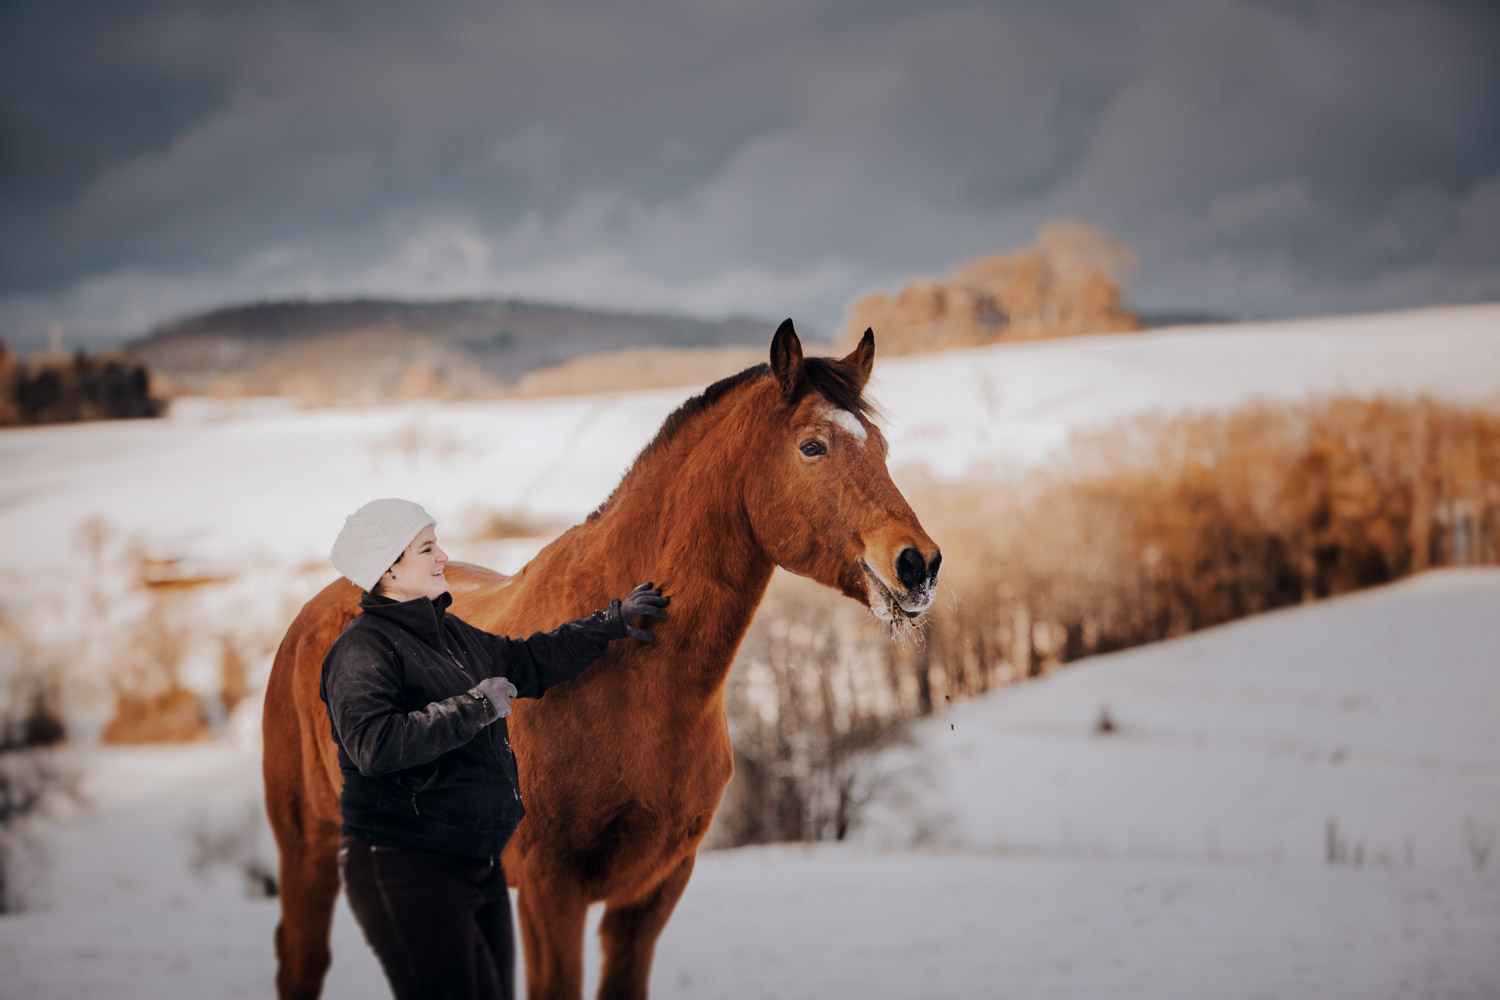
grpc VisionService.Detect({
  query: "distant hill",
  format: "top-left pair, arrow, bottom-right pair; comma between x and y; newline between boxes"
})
127,298 -> 777,400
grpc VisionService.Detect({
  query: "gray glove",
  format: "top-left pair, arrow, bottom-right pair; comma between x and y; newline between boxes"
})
470,676 -> 519,722
619,582 -> 670,642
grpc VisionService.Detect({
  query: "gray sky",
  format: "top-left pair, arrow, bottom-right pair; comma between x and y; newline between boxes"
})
2,0 -> 1497,352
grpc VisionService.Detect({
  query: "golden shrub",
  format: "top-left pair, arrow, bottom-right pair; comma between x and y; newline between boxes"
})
838,221 -> 1140,355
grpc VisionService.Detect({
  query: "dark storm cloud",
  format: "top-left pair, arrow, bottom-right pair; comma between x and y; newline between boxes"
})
1,0 -> 1496,350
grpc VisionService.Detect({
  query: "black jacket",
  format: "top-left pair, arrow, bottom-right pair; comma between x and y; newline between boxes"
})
319,589 -> 628,861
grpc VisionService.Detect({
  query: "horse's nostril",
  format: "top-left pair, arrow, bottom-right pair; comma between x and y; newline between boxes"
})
895,547 -> 925,591
928,551 -> 942,585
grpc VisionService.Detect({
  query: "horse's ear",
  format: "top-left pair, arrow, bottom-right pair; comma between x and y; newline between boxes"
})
769,318 -> 804,398
842,327 -> 875,390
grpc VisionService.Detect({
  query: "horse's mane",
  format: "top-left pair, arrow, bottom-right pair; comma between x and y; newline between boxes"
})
586,355 -> 875,522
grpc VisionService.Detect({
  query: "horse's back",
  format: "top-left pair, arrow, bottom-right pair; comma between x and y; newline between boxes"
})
263,576 -> 363,830
446,560 -> 519,620
442,559 -> 511,595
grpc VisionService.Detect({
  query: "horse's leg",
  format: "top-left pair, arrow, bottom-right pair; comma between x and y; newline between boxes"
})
517,869 -> 591,1000
595,854 -> 696,1000
270,815 -> 342,1000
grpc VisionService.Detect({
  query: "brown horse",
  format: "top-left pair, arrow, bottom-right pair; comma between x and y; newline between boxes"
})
262,320 -> 941,999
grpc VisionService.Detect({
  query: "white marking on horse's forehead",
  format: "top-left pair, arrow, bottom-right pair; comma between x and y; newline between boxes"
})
819,404 -> 868,441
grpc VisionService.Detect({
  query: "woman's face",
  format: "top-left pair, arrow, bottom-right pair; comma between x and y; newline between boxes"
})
380,525 -> 449,602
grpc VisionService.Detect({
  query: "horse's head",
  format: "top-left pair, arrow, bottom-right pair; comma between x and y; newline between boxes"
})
744,320 -> 942,623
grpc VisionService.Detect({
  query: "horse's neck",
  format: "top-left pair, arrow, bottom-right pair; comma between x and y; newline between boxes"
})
624,469 -> 776,674
517,403 -> 775,686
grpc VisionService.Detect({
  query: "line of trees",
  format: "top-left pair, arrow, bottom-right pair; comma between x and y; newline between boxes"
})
0,343 -> 163,426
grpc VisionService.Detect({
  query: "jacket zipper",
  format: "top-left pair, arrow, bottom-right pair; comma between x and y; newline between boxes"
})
408,766 -> 440,816
439,637 -> 471,676
434,632 -> 523,811
503,732 -> 522,803
446,638 -> 511,782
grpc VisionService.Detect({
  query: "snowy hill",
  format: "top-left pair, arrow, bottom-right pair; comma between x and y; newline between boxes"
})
0,303 -> 1496,599
129,297 -> 773,397
2,303 -> 1499,997
1,571 -> 1496,998
856,569 -> 1500,874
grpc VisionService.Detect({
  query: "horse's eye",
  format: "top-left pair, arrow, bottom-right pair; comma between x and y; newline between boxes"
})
800,440 -> 827,457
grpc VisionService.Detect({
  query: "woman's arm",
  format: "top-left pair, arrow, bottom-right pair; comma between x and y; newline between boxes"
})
475,584 -> 670,698
320,635 -> 499,777
476,602 -> 628,699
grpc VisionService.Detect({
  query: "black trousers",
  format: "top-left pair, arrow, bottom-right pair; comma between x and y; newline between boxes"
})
340,834 -> 515,1000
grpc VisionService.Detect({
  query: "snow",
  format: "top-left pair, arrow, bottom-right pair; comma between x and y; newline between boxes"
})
2,571 -> 1498,999
0,304 -> 1496,600
2,304 -> 1500,998
856,570 -> 1500,874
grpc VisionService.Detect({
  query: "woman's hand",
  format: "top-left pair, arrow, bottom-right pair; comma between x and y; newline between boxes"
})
472,676 -> 519,721
619,582 -> 670,641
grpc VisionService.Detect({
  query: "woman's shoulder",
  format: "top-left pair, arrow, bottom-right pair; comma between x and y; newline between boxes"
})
338,606 -> 394,639
443,609 -> 485,634
444,611 -> 515,654
324,612 -> 401,667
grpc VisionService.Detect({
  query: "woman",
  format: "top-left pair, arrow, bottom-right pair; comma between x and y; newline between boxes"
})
321,498 -> 667,1000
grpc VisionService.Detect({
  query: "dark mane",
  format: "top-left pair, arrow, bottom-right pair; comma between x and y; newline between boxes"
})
586,354 -> 875,522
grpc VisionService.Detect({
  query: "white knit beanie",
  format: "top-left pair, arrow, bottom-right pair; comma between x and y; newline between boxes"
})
331,498 -> 436,591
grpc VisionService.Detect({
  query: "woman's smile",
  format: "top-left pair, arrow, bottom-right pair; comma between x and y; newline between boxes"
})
382,524 -> 450,602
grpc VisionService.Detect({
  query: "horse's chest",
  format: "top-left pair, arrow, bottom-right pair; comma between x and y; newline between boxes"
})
573,796 -> 717,892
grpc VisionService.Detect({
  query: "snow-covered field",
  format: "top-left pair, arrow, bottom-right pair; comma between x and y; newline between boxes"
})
2,304 -> 1499,998
858,569 -> 1500,873
2,570 -> 1497,999
0,304 -> 1496,594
